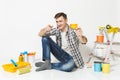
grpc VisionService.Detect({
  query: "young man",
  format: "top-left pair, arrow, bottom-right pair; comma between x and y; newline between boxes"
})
35,12 -> 87,72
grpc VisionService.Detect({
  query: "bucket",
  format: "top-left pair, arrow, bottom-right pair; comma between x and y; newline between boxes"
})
94,61 -> 102,72
102,62 -> 110,73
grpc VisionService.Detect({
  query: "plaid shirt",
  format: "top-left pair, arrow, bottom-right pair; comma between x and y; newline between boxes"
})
45,25 -> 84,68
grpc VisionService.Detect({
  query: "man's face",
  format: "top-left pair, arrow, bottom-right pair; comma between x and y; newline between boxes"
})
55,16 -> 68,30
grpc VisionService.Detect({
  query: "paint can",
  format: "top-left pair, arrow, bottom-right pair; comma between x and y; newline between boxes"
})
102,62 -> 110,73
18,54 -> 24,62
94,45 -> 107,58
94,61 -> 102,72
16,67 -> 31,75
22,51 -> 28,62
27,52 -> 36,65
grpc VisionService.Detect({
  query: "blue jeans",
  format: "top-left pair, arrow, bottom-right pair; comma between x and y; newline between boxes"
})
42,36 -> 75,72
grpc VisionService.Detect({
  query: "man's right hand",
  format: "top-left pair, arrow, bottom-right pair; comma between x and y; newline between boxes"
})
45,25 -> 53,32
38,25 -> 53,37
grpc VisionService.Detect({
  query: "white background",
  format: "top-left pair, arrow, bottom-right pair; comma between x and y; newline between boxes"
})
0,0 -> 120,80
0,0 -> 120,59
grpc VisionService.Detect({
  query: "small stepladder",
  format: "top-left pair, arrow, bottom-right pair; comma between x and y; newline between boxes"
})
87,25 -> 120,63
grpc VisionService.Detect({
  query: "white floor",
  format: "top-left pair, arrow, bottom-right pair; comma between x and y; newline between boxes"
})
1,45 -> 120,80
1,57 -> 120,80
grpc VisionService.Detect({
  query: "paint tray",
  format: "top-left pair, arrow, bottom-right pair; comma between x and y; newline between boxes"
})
2,62 -> 31,73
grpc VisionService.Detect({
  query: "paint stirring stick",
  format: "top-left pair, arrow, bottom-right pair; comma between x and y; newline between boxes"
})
10,59 -> 18,67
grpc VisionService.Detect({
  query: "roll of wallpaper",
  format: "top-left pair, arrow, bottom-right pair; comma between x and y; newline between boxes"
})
17,67 -> 31,75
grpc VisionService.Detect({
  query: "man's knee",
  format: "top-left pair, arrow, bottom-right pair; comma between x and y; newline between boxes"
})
42,36 -> 49,42
61,61 -> 75,72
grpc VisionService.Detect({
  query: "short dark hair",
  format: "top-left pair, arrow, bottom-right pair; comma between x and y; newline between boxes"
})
54,12 -> 67,19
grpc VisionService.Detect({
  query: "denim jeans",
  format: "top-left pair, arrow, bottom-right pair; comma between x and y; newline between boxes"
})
42,36 -> 75,72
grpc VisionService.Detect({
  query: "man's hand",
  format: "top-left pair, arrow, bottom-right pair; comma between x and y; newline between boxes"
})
45,25 -> 53,32
38,25 -> 53,37
75,27 -> 87,44
75,27 -> 83,37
